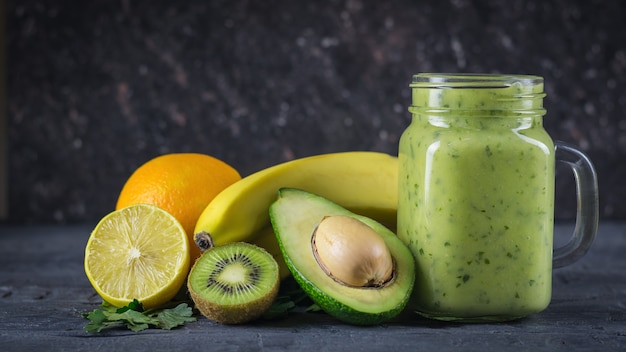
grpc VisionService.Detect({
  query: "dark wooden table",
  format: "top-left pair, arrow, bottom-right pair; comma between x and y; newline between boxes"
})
1,222 -> 625,351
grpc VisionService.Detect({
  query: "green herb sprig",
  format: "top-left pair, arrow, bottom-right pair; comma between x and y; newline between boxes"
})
82,299 -> 196,333
261,277 -> 320,320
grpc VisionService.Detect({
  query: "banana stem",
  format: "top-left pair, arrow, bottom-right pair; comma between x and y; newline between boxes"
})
194,231 -> 215,253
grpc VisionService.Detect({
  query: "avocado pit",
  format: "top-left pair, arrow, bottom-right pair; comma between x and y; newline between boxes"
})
311,215 -> 395,288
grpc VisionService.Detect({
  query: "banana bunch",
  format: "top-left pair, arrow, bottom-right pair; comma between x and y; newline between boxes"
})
194,151 -> 399,279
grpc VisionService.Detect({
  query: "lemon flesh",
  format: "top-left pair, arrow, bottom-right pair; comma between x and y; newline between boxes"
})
84,204 -> 190,308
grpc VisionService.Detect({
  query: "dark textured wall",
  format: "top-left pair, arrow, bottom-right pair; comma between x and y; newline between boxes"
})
6,0 -> 626,224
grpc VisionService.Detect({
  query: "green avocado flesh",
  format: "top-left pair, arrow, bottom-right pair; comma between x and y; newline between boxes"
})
269,188 -> 415,325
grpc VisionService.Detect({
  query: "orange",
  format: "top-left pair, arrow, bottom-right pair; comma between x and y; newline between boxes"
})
116,153 -> 241,262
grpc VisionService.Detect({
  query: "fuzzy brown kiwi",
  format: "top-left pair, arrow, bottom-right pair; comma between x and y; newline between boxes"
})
187,239 -> 280,324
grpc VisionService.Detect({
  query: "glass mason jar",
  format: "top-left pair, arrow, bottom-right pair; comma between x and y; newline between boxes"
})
397,73 -> 599,322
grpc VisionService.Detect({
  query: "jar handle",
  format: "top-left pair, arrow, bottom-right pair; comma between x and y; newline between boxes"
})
553,141 -> 599,268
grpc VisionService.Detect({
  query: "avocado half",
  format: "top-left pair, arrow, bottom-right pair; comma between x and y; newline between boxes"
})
269,188 -> 415,325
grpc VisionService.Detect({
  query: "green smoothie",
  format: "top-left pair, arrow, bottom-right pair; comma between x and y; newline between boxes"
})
398,74 -> 555,321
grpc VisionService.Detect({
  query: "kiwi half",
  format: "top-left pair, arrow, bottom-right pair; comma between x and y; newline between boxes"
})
187,241 -> 280,324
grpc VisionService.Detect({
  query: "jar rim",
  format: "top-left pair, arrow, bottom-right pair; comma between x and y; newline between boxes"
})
410,73 -> 543,88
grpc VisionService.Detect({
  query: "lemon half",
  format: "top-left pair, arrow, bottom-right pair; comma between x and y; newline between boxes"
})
84,204 -> 190,308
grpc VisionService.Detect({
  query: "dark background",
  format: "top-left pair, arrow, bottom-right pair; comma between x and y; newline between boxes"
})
5,0 -> 626,224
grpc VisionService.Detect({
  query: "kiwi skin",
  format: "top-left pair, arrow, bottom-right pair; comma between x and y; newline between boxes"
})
187,242 -> 280,324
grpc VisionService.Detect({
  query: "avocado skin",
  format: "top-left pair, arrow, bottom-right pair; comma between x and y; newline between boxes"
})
270,188 -> 415,326
285,251 -> 409,325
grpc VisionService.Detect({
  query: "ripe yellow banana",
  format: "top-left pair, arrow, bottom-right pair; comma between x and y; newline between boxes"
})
194,151 -> 399,248
249,226 -> 291,280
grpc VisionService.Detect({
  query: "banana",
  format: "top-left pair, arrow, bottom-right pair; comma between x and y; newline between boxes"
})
249,226 -> 291,280
194,151 -> 399,248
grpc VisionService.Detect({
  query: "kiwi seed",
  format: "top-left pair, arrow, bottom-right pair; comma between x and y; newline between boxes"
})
187,241 -> 280,324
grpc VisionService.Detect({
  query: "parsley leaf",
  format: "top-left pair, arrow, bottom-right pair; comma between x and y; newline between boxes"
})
82,299 -> 196,333
117,298 -> 144,313
261,278 -> 314,320
155,303 -> 197,330
262,296 -> 297,320
84,310 -> 110,333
